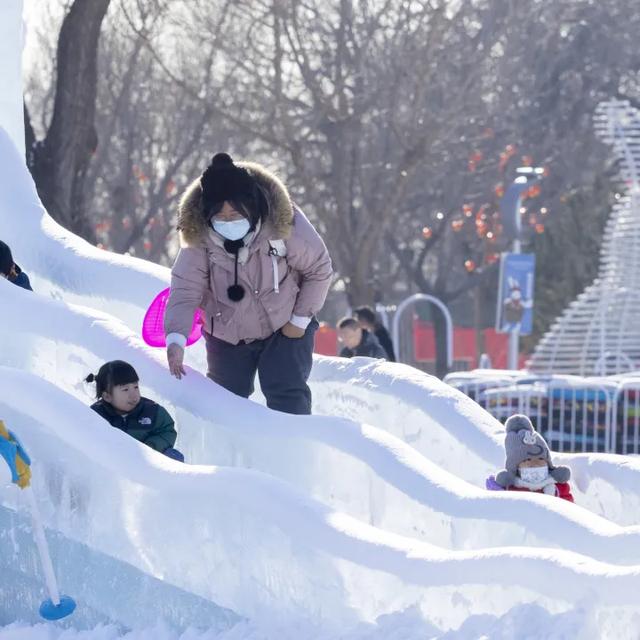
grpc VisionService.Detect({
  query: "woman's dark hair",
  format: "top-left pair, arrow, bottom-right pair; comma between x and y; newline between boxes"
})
200,153 -> 269,230
207,192 -> 268,230
354,306 -> 378,326
0,240 -> 14,276
85,360 -> 139,399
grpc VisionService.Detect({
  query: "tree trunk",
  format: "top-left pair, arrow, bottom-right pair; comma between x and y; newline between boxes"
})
432,304 -> 450,379
346,274 -> 376,308
474,286 -> 486,367
29,0 -> 111,241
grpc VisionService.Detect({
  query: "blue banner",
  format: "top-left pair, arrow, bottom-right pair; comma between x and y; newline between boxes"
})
496,253 -> 535,335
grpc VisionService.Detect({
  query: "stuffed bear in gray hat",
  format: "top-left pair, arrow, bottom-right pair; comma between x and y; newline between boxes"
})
495,414 -> 571,488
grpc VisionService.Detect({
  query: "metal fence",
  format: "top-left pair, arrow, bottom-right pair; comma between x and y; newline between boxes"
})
611,380 -> 640,454
445,372 -> 640,454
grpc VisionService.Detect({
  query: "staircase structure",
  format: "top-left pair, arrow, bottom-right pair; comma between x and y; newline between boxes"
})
528,100 -> 640,375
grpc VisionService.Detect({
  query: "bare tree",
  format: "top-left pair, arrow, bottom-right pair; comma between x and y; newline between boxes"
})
26,0 -> 112,241
23,0 -> 640,375
80,0 -> 240,264
159,0 -> 511,307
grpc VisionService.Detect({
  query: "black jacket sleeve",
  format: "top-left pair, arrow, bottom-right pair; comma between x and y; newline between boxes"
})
375,326 -> 396,362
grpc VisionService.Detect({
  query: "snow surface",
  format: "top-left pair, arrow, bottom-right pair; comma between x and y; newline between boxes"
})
4,4 -> 640,636
5,281 -> 640,567
311,356 -> 640,526
0,2 -> 24,158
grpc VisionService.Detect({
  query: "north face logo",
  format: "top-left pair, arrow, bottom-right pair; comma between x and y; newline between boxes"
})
138,417 -> 152,425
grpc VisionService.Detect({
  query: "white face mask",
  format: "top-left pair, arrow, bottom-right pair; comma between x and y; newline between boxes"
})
212,219 -> 251,241
519,466 -> 549,484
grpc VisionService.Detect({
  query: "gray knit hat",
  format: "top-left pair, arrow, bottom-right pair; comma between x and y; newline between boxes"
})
495,414 -> 571,487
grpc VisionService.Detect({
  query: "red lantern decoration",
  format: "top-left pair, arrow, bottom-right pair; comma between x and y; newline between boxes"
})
468,150 -> 483,172
526,184 -> 541,199
133,164 -> 149,183
498,145 -> 517,172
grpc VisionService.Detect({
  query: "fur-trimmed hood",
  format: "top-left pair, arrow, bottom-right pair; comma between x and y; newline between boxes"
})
177,161 -> 294,247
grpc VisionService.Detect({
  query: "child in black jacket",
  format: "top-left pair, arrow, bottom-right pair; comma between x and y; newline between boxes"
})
86,360 -> 184,462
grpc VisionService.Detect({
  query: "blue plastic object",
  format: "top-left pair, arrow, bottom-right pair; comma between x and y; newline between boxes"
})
0,437 -> 19,483
163,447 -> 185,462
8,429 -> 31,466
0,429 -> 31,485
39,595 -> 77,620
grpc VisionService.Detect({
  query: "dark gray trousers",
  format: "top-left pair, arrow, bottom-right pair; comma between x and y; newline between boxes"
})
204,320 -> 319,415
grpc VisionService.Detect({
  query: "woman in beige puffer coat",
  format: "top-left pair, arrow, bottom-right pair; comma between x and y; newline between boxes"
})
164,153 -> 332,415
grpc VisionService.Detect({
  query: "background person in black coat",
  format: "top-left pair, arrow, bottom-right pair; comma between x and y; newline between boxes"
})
337,317 -> 387,359
354,306 -> 396,362
0,240 -> 32,291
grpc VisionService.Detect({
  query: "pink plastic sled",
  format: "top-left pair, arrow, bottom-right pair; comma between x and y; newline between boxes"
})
142,287 -> 203,347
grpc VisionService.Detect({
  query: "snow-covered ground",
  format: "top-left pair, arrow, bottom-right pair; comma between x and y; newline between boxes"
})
4,3 -> 640,638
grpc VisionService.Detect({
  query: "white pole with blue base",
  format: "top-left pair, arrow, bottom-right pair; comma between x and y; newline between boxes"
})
25,486 -> 77,620
0,422 -> 76,620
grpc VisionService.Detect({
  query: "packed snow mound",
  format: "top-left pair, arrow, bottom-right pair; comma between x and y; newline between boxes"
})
310,356 -> 640,525
5,281 -> 640,568
5,367 -> 640,636
0,127 -> 168,332
4,284 -> 640,636
0,3 -> 24,157
0,504 -> 240,630
0,601 -> 611,640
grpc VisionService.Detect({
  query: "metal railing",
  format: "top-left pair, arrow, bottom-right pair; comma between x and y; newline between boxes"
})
611,379 -> 640,454
445,372 -> 636,454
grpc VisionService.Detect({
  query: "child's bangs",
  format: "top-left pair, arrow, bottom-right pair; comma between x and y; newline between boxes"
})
107,361 -> 139,388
